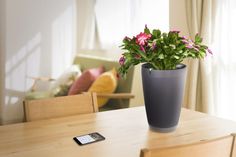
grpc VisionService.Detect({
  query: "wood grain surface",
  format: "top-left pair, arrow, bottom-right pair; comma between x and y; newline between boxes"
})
1,106 -> 236,157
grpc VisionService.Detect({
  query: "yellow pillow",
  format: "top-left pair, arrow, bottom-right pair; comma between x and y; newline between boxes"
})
88,68 -> 118,108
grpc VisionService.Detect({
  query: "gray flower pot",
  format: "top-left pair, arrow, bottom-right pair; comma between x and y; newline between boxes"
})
141,63 -> 187,132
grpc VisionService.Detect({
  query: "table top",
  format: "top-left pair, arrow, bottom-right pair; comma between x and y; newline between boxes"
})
1,106 -> 236,157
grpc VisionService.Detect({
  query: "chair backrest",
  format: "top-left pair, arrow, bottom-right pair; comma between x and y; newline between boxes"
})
140,134 -> 236,157
24,92 -> 98,122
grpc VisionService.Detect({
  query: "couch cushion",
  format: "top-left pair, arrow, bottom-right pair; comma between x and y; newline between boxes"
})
50,65 -> 81,97
68,66 -> 105,95
88,68 -> 118,108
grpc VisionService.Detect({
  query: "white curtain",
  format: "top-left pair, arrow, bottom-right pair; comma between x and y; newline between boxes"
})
185,0 -> 236,121
76,0 -> 97,50
95,0 -> 169,51
210,0 -> 236,121
184,0 -> 215,113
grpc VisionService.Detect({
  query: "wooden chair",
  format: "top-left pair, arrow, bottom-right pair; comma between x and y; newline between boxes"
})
140,133 -> 236,157
23,92 -> 98,122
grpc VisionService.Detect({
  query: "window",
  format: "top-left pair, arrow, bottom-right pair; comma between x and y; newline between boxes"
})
95,0 -> 169,51
211,0 -> 236,120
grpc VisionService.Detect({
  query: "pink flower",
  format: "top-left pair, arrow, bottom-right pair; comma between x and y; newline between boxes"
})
136,32 -> 151,46
140,45 -> 145,52
181,39 -> 189,44
119,56 -> 125,65
184,39 -> 195,49
207,48 -> 213,55
151,42 -> 157,50
189,39 -> 194,44
186,45 -> 193,49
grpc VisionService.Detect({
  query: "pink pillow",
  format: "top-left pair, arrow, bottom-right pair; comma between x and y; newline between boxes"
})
68,66 -> 104,95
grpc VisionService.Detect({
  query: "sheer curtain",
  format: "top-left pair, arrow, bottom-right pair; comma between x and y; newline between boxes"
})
211,0 -> 236,121
76,0 -> 97,50
184,0 -> 215,113
95,0 -> 169,51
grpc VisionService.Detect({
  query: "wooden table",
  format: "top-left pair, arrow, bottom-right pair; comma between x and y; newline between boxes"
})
1,106 -> 236,157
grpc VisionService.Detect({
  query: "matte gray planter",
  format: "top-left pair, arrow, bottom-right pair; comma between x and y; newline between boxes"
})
142,63 -> 187,132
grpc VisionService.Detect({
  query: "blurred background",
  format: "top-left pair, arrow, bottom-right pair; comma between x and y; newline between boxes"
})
0,0 -> 236,124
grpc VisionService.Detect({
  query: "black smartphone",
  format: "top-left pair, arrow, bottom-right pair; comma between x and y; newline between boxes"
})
73,132 -> 105,146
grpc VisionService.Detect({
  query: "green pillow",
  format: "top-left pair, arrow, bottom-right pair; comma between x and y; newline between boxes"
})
25,91 -> 53,100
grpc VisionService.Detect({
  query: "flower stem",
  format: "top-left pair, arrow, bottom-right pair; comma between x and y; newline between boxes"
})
138,52 -> 159,69
149,62 -> 159,69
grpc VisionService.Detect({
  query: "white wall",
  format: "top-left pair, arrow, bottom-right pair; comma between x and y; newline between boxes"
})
0,0 -> 6,124
1,0 -> 76,124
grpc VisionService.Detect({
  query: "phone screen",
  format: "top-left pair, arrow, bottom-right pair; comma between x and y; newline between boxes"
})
73,132 -> 105,145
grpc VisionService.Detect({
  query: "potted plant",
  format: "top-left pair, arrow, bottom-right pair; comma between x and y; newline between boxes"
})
118,25 -> 212,132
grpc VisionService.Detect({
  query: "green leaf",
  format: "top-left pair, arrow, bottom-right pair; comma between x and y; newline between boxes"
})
152,29 -> 161,38
169,44 -> 176,49
144,27 -> 151,34
176,45 -> 186,51
201,45 -> 208,49
199,51 -> 206,58
176,50 -> 183,54
158,54 -> 164,59
149,53 -> 158,60
173,55 -> 180,59
195,34 -> 203,43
